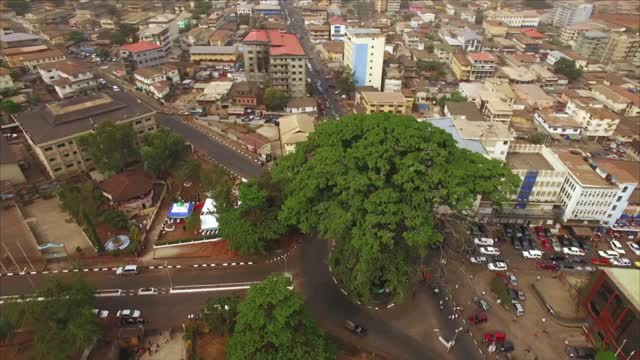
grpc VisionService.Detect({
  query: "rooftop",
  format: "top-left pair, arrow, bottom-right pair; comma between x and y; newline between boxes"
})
189,45 -> 237,54
553,148 -> 611,187
0,136 -> 17,164
346,28 -> 384,37
38,59 -> 91,75
445,101 -> 484,122
14,91 -> 154,145
536,110 -> 582,128
453,118 -> 512,140
361,91 -> 406,103
119,41 -> 161,53
321,41 -> 344,54
0,32 -> 42,43
242,30 -> 304,56
467,52 -> 497,63
506,152 -> 555,171
98,166 -> 154,202
20,49 -> 64,62
426,117 -> 487,155
602,268 -> 640,311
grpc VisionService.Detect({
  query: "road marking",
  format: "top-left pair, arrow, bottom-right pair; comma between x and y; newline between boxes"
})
239,262 -> 244,265
170,281 -> 260,294
176,265 -> 182,268
102,268 -> 108,271
83,269 -> 89,272
73,269 -> 79,272
340,289 -> 347,296
193,264 -> 199,267
223,263 -> 228,266
111,267 -> 117,270
387,303 -> 395,309
62,270 -> 69,273
167,265 -> 173,268
53,270 -> 59,273
93,268 -> 99,271
6,273 -> 14,276
30,271 -> 37,274
201,264 -> 208,267
231,262 -> 237,266
158,266 -> 164,269
42,271 -> 49,274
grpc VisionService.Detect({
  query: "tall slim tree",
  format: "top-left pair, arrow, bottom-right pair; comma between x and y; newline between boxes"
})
226,274 -> 335,360
77,122 -> 139,176
272,114 -> 520,304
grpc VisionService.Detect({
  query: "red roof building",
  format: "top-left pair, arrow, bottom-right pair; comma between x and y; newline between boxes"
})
467,52 -> 498,62
329,16 -> 346,25
119,41 -> 161,53
520,28 -> 546,39
242,29 -> 304,56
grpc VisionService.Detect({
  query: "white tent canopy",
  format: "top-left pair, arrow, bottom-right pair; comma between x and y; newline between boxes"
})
200,198 -> 219,231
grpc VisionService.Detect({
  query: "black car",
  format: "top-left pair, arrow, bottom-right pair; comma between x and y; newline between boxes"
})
546,253 -> 566,262
512,238 -> 523,250
521,239 -> 532,251
559,236 -> 572,247
344,321 -> 367,336
491,255 -> 506,263
499,340 -> 515,353
567,346 -> 595,359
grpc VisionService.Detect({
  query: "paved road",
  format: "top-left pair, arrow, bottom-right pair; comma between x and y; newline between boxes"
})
156,114 -> 264,179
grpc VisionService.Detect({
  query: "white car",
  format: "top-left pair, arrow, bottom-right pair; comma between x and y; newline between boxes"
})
610,258 -> 632,267
522,250 -> 543,259
474,237 -> 494,246
116,309 -> 141,318
115,264 -> 139,276
562,247 -> 585,256
598,250 -> 620,259
609,240 -> 625,254
470,256 -> 488,264
488,262 -> 507,271
480,247 -> 500,256
92,309 -> 109,318
626,242 -> 640,256
112,85 -> 120,91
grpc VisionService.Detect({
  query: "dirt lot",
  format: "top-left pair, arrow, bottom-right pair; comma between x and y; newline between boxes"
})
0,203 -> 45,272
22,198 -> 95,255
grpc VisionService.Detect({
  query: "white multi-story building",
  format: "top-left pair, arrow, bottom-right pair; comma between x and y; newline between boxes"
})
485,9 -> 541,27
564,98 -> 621,137
551,1 -> 593,27
37,60 -> 96,98
139,25 -> 172,54
329,17 -> 346,41
237,3 -> 254,16
453,118 -> 513,161
556,148 -> 637,226
133,64 -> 180,100
343,28 -> 385,90
533,110 -> 583,140
146,13 -> 181,42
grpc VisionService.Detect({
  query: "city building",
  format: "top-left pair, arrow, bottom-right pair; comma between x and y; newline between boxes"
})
386,0 -> 401,13
0,136 -> 26,185
319,41 -> 344,63
189,45 -> 237,63
0,32 -> 43,49
565,97 -> 621,137
582,269 -> 639,360
483,20 -> 508,39
285,97 -> 318,114
133,64 -> 180,100
513,84 -> 554,108
329,16 -> 347,41
13,91 -> 157,179
308,24 -> 330,43
277,113 -> 316,156
355,91 -> 411,115
236,3 -> 254,16
0,68 -> 14,90
591,85 -> 640,117
374,0 -> 387,13
180,28 -> 215,48
533,110 -> 583,140
512,34 -> 541,54
444,101 -> 485,122
452,118 -> 513,161
119,41 -> 166,72
451,53 -> 498,81
242,29 -> 307,98
139,25 -> 172,54
254,5 -> 282,17
37,60 -> 96,98
484,9 -> 541,27
555,148 -> 638,226
575,30 -> 609,60
21,49 -> 66,70
600,33 -> 640,65
559,21 -> 606,46
1,45 -> 51,68
227,81 -> 262,107
343,29 -> 386,90
383,67 -> 402,93
146,13 -> 181,42
98,166 -> 154,213
301,6 -> 327,25
480,97 -> 513,122
551,1 -> 593,28
455,30 -> 483,52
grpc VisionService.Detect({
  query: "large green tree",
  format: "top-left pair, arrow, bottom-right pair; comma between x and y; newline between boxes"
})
272,114 -> 519,303
218,176 -> 287,255
201,295 -> 240,336
263,88 -> 290,111
77,122 -> 139,175
0,277 -> 101,360
334,66 -> 355,95
226,274 -> 335,360
67,31 -> 86,43
140,128 -> 185,176
58,181 -> 103,224
554,58 -> 583,82
200,164 -> 235,209
438,91 -> 468,108
0,99 -> 22,114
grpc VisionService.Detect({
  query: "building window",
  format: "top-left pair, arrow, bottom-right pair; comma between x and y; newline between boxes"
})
622,186 -> 628,193
65,163 -> 74,168
54,167 -> 62,172
57,143 -> 66,148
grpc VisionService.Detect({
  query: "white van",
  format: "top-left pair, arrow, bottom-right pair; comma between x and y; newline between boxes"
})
512,301 -> 525,316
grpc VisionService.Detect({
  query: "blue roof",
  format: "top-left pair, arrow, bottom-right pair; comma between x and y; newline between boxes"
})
425,117 -> 487,155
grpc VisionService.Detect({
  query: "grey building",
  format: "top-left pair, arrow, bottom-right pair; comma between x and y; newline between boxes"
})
551,1 -> 593,27
575,30 -> 609,60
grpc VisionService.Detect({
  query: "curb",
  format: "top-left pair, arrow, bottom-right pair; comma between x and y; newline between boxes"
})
266,239 -> 301,263
530,283 -> 587,328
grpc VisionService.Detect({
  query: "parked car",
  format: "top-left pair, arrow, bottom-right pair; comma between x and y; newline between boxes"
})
598,250 -> 620,259
552,240 -> 562,252
470,256 -> 488,264
512,238 -> 523,250
536,261 -> 560,271
516,289 -> 526,301
469,311 -> 488,325
488,262 -> 507,271
540,240 -> 553,251
609,240 -> 625,254
610,258 -> 632,267
506,272 -> 518,286
484,331 -> 506,343
116,309 -> 143,324
491,255 -> 506,264
546,253 -> 566,262
115,265 -> 138,276
112,85 -> 120,91
562,247 -> 585,256
344,320 -> 367,336
474,237 -> 494,246
591,258 -> 610,266
474,297 -> 491,311
92,309 -> 109,319
566,346 -> 596,359
480,247 -> 500,256
522,250 -> 543,259
626,241 -> 640,256
498,340 -> 515,353
512,301 -> 524,316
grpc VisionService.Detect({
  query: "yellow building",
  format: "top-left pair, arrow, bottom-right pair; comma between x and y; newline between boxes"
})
189,45 -> 237,63
451,53 -> 472,81
357,91 -> 411,115
483,20 -> 508,38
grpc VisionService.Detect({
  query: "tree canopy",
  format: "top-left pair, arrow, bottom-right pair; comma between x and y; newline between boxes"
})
67,31 -> 86,43
334,66 -> 356,95
140,128 -> 186,176
226,274 -> 335,360
437,91 -> 467,108
58,181 -> 103,224
263,88 -> 290,111
201,164 -> 235,210
272,114 -> 519,303
0,99 -> 22,114
0,277 -> 101,360
218,176 -> 287,255
201,295 -> 240,336
77,122 -> 139,176
554,58 -> 583,82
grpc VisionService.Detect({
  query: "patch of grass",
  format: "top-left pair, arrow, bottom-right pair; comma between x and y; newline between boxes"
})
490,276 -> 511,306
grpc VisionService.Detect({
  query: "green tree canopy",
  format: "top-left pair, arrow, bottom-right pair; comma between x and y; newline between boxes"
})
218,176 -> 287,255
201,295 -> 240,336
263,88 -> 290,111
0,277 -> 101,360
77,122 -> 139,176
0,99 -> 22,114
528,132 -> 546,145
67,31 -> 86,43
554,58 -> 583,82
595,351 -> 617,360
201,164 -> 235,210
95,47 -> 111,59
226,274 -> 335,360
174,157 -> 201,186
437,91 -> 467,108
417,60 -> 446,80
58,181 -> 103,224
272,114 -> 520,304
335,66 -> 355,95
140,128 -> 186,176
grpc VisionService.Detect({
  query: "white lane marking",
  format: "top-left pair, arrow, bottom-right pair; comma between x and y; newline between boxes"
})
169,282 -> 260,294
201,264 -> 208,267
42,271 -> 49,274
387,303 -> 395,308
73,269 -> 79,272
239,262 -> 244,265
53,270 -> 59,273
83,269 -> 89,272
62,270 -> 69,273
222,263 -> 228,266
210,264 -> 216,267
30,271 -> 37,274
176,265 -> 181,268
231,262 -> 237,266
149,266 -> 155,269
340,289 -> 347,295
111,267 -> 117,271
102,268 -> 108,271
158,266 -> 164,269
93,269 -> 99,271
193,265 -> 199,267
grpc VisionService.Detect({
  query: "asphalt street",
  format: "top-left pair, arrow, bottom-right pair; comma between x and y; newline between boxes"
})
156,113 -> 265,179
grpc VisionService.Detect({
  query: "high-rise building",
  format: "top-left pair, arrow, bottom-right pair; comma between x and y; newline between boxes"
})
343,28 -> 385,90
601,33 -> 640,65
574,30 -> 609,60
374,0 -> 387,13
551,1 -> 593,27
242,30 -> 307,98
386,0 -> 401,12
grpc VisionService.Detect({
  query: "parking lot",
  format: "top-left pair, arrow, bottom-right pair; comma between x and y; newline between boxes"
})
441,217 -> 640,359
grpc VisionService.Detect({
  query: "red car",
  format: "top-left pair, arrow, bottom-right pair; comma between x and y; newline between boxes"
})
536,261 -> 560,271
541,240 -> 553,251
484,331 -> 506,343
469,311 -> 488,325
591,257 -> 610,266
